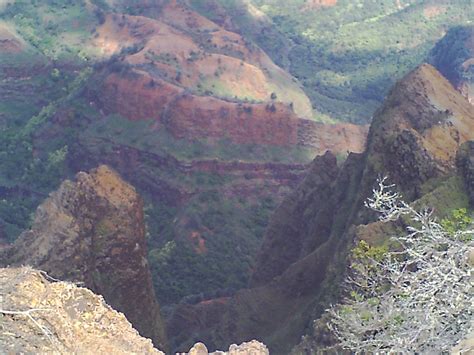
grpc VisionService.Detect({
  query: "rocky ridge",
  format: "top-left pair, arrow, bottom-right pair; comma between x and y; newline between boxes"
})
98,69 -> 367,151
1,165 -> 168,350
165,64 -> 474,353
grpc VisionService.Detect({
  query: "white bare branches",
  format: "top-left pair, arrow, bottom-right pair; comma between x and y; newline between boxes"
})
0,308 -> 56,346
364,176 -> 410,222
327,177 -> 473,353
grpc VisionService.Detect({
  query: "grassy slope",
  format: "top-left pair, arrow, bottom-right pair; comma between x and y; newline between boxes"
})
193,0 -> 473,123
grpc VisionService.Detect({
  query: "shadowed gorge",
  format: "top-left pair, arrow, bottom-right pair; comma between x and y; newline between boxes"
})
0,0 -> 473,353
0,0 -> 366,305
165,64 -> 474,353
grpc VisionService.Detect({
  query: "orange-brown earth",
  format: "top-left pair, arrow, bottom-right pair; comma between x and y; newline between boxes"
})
100,70 -> 367,152
92,0 -> 315,118
89,0 -> 368,168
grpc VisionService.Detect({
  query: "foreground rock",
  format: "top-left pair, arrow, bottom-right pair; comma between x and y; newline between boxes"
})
1,165 -> 167,350
183,340 -> 269,355
1,267 -> 268,354
0,267 -> 163,354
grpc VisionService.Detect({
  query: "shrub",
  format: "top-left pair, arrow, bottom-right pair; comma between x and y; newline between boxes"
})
326,177 -> 473,353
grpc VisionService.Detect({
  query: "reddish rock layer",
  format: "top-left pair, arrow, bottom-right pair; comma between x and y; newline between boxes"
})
99,71 -> 368,153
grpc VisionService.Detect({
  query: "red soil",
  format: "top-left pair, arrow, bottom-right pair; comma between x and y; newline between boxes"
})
100,70 -> 367,154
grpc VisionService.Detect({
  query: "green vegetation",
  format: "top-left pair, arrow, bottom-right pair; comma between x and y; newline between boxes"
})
440,208 -> 473,239
1,0 -> 102,62
79,112 -> 306,303
0,66 -> 92,242
83,114 -> 314,163
148,192 -> 277,304
192,0 -> 474,123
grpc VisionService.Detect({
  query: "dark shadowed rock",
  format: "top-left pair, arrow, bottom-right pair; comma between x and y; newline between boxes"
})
457,141 -> 474,205
429,25 -> 473,104
251,151 -> 340,286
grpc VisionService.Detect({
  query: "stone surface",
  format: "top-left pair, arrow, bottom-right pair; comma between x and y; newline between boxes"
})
178,340 -> 269,355
0,267 -> 164,354
1,165 -> 168,350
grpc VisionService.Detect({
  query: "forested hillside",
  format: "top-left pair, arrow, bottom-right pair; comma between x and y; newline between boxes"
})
191,0 -> 473,123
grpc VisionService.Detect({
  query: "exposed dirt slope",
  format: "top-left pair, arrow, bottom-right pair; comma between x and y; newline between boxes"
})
93,0 -> 314,119
0,24 -> 23,53
99,69 -> 367,150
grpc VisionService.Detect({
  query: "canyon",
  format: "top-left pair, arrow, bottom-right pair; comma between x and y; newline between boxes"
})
2,62 -> 472,354
0,1 -> 473,353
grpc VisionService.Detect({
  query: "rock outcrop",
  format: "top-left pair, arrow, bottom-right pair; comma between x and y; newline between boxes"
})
1,267 -> 268,354
250,151 -> 340,286
361,63 -> 474,201
0,267 -> 164,354
182,341 -> 269,355
1,166 -> 167,350
165,64 -> 474,354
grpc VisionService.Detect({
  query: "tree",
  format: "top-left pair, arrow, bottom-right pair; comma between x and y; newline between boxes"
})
326,177 -> 473,353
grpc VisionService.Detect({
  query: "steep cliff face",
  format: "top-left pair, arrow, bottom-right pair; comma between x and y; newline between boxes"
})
429,25 -> 473,104
1,166 -> 167,350
166,64 -> 474,353
250,152 -> 340,286
362,63 -> 474,201
167,150 -> 366,354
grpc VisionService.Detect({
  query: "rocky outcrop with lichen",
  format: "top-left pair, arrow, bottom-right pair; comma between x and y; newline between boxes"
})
1,165 -> 167,350
0,267 -> 164,354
